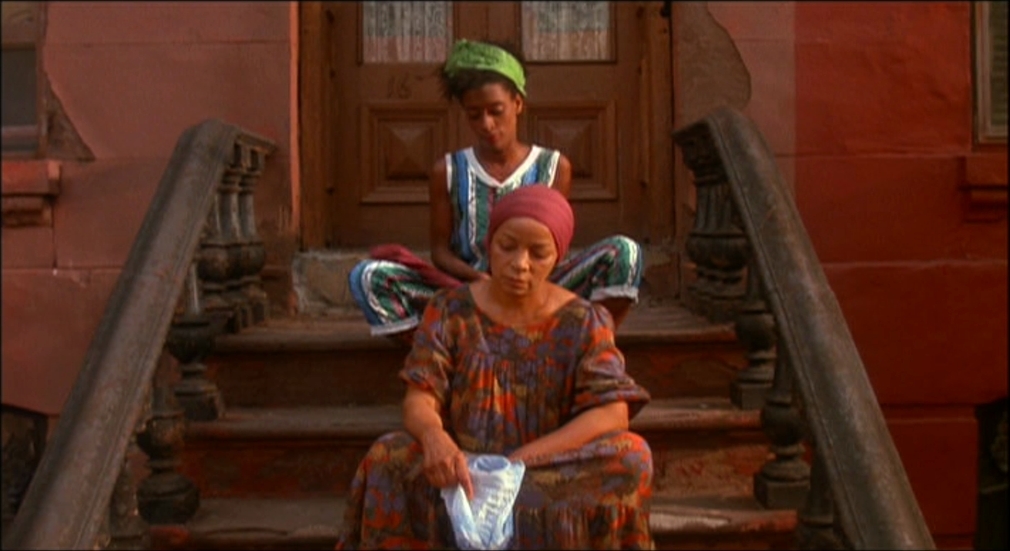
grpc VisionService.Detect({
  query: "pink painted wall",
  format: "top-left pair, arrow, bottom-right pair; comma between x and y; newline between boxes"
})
707,2 -> 796,192
794,2 -> 1006,545
1,2 -> 297,415
707,2 -> 1007,545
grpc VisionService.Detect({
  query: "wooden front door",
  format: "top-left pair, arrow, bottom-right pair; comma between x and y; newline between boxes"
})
302,1 -> 674,250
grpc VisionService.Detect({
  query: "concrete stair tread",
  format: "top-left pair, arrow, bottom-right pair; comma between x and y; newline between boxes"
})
149,493 -> 795,549
213,301 -> 736,353
185,398 -> 761,442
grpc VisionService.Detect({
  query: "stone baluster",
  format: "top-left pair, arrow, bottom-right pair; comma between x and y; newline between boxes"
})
169,261 -> 225,422
136,353 -> 199,525
795,452 -> 845,550
220,143 -> 248,332
731,261 -> 776,409
681,130 -> 749,323
101,436 -> 149,550
754,354 -> 810,509
0,409 -> 46,535
235,140 -> 270,327
198,180 -> 233,334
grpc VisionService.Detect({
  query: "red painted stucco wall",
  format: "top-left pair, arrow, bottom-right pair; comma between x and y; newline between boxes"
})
1,2 -> 298,415
794,2 -> 1007,546
696,2 -> 1006,545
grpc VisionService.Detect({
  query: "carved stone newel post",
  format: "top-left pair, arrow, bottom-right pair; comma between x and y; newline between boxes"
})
680,125 -> 749,323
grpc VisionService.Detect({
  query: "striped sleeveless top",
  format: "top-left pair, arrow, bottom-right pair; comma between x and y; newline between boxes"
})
445,145 -> 561,270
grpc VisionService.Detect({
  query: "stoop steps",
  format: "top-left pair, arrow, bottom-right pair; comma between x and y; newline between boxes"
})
146,299 -> 797,550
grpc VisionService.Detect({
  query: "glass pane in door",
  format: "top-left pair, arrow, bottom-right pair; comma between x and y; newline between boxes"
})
521,1 -> 612,62
362,1 -> 453,63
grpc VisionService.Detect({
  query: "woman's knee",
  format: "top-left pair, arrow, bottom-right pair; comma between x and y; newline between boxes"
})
606,235 -> 643,269
366,431 -> 421,462
607,431 -> 653,486
348,260 -> 379,304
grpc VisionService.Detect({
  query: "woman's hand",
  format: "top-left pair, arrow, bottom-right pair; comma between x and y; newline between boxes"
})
402,387 -> 474,498
421,428 -> 474,499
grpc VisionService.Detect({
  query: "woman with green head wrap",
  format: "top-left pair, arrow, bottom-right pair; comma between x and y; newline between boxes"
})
349,39 -> 643,341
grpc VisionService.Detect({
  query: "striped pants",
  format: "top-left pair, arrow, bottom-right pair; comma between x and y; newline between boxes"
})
348,235 -> 643,336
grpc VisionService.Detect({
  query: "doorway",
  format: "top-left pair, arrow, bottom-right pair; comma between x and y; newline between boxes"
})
300,1 -> 675,251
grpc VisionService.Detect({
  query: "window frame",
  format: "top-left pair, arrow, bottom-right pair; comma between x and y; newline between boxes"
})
974,1 -> 1008,144
1,1 -> 47,158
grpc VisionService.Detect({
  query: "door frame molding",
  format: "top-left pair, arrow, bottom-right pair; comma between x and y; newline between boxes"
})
299,1 -> 333,249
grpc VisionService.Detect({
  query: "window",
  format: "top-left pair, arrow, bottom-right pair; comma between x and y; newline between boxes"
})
1,2 -> 42,156
521,1 -> 613,62
975,1 -> 1008,143
360,1 -> 452,64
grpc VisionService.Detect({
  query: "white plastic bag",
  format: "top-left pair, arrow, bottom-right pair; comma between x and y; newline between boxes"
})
440,454 -> 526,550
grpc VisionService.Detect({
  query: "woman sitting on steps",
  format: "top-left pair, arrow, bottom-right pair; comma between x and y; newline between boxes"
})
335,184 -> 654,550
348,39 -> 644,345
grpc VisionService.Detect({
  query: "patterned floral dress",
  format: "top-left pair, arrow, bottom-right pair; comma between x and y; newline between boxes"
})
335,285 -> 654,550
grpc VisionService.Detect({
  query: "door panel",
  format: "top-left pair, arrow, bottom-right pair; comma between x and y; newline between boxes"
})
326,1 -> 653,248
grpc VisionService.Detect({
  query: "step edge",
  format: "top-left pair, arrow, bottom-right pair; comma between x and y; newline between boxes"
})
210,327 -> 740,354
148,495 -> 797,547
183,400 -> 761,442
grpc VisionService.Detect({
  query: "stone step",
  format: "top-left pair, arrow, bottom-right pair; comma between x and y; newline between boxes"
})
206,303 -> 746,408
148,494 -> 796,550
177,398 -> 769,500
291,245 -> 682,315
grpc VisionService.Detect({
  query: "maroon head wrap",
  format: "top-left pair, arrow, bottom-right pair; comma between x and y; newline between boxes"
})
486,184 -> 575,262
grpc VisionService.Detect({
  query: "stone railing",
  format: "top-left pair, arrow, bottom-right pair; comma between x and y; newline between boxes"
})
2,119 -> 275,550
673,107 -> 935,549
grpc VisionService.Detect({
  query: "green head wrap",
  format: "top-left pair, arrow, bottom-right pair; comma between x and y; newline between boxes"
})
444,40 -> 527,97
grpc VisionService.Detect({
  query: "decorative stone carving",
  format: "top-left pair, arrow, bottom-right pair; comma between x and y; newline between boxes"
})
199,139 -> 274,333
678,124 -> 748,322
